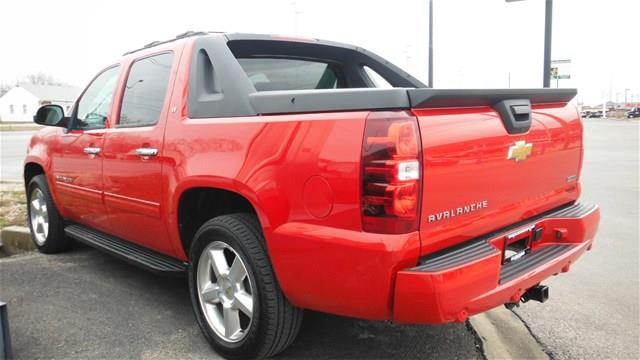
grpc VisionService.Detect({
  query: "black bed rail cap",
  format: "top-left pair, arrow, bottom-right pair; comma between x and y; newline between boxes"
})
249,88 -> 411,115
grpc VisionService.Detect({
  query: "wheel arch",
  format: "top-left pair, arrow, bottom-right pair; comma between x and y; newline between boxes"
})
24,161 -> 46,186
173,180 -> 272,260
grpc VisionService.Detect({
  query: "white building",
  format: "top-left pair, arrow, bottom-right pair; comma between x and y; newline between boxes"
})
0,82 -> 81,122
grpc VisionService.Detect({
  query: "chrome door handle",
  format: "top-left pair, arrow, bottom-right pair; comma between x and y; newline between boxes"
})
135,148 -> 158,157
83,147 -> 101,155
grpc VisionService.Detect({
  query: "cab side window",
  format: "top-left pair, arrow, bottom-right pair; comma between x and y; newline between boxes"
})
75,66 -> 121,129
118,52 -> 173,127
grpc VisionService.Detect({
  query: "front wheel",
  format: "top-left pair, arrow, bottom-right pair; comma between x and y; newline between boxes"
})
26,174 -> 72,253
188,214 -> 303,359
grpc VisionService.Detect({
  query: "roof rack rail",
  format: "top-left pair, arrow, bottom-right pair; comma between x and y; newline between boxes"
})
122,31 -> 209,56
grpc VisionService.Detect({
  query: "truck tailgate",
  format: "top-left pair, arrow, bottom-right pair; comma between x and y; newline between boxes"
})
409,89 -> 582,255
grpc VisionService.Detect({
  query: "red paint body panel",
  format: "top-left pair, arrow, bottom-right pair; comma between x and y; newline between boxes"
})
52,129 -> 110,232
24,35 -> 600,323
413,104 -> 583,256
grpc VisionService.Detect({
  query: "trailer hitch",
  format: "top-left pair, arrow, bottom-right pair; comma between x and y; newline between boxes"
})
505,285 -> 549,310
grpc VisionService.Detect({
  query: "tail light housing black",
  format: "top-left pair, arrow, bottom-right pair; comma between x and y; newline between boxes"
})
361,111 -> 422,234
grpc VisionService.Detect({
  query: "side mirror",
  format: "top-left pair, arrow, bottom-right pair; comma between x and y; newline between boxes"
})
33,105 -> 69,127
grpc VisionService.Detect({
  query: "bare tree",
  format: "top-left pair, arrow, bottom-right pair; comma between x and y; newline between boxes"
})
0,83 -> 10,97
25,72 -> 62,86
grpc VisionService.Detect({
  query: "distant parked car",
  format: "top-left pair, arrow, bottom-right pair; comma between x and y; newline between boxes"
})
580,111 -> 599,118
627,107 -> 640,118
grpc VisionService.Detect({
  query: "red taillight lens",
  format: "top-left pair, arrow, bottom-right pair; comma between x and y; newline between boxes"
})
361,111 -> 422,234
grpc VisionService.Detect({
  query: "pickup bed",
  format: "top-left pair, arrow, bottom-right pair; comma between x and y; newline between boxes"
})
25,31 -> 600,359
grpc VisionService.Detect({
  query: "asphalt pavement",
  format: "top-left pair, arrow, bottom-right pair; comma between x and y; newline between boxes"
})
0,247 -> 481,359
0,131 -> 33,182
514,118 -> 639,359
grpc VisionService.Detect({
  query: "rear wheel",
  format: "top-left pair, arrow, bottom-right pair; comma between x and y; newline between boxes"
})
188,214 -> 303,359
27,175 -> 72,253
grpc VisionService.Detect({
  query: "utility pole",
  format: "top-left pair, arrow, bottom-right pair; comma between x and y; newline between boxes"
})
506,0 -> 554,88
542,0 -> 553,88
625,88 -> 630,105
290,1 -> 301,34
428,0 -> 434,88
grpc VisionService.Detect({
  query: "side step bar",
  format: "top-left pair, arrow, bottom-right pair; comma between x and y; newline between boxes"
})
65,224 -> 187,276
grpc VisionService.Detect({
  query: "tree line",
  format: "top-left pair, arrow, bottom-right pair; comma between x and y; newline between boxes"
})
0,72 -> 66,97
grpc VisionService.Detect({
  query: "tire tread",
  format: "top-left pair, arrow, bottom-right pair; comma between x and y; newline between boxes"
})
190,213 -> 302,359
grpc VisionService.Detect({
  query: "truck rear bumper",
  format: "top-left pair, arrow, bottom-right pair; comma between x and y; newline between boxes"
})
393,202 -> 600,324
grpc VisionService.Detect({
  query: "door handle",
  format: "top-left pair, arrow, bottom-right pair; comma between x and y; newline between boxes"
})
83,147 -> 101,155
135,148 -> 159,157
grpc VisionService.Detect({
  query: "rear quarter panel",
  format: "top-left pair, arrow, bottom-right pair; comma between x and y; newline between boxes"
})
163,109 -> 422,318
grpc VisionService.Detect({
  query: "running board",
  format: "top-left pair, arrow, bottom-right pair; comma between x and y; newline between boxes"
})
64,224 -> 187,276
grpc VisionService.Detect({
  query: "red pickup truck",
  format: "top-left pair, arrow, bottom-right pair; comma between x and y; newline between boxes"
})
26,31 -> 600,359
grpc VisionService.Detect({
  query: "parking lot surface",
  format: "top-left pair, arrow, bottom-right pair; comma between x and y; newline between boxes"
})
0,247 -> 481,359
514,118 -> 639,359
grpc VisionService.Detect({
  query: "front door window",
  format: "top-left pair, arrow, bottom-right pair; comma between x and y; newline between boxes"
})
75,66 -> 121,129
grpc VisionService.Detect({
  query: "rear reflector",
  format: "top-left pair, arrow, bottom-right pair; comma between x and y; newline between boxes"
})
361,111 -> 422,234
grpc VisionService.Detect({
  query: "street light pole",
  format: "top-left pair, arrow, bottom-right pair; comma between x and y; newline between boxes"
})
506,0 -> 553,88
542,0 -> 553,88
428,0 -> 433,88
625,88 -> 630,105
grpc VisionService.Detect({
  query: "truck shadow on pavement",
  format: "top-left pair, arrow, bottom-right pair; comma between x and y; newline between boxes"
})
2,246 -> 481,359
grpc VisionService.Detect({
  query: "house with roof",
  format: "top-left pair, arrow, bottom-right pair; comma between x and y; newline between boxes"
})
0,82 -> 81,122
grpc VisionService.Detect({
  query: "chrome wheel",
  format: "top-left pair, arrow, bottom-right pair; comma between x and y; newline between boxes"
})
29,188 -> 49,245
197,241 -> 254,343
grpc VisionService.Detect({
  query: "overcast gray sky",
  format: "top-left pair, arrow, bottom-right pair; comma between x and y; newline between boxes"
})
0,0 -> 636,105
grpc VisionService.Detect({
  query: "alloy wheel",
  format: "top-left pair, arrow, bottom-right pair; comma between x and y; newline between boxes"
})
29,188 -> 49,245
196,241 -> 255,343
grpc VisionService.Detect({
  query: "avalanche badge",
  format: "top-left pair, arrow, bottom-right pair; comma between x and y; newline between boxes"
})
507,140 -> 533,162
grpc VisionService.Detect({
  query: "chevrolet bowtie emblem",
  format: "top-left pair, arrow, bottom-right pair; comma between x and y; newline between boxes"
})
507,140 -> 533,162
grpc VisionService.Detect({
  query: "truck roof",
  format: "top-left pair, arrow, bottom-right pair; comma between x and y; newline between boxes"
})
122,31 -> 365,57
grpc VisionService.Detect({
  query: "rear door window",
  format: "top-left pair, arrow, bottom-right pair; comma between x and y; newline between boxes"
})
119,52 -> 173,127
237,58 -> 346,91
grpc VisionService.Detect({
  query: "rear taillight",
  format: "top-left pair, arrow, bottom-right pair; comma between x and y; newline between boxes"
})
361,111 -> 422,234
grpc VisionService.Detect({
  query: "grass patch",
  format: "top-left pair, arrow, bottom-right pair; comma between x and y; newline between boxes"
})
0,190 -> 27,228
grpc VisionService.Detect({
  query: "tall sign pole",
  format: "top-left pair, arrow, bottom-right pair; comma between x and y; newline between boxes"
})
428,0 -> 434,88
506,0 -> 554,88
542,0 -> 553,88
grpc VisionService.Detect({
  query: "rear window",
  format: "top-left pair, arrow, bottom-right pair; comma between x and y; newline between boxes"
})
237,58 -> 346,91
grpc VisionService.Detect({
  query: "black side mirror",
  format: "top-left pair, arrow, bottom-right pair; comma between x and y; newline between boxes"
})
33,105 -> 69,127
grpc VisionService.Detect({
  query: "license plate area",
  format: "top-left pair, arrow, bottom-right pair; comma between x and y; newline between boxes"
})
502,226 -> 533,264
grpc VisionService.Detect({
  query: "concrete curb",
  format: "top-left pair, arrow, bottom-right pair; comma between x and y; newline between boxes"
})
0,226 -> 34,255
470,307 -> 548,360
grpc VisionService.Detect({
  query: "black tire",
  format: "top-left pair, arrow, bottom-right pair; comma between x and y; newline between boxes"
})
26,174 -> 73,253
188,213 -> 303,359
